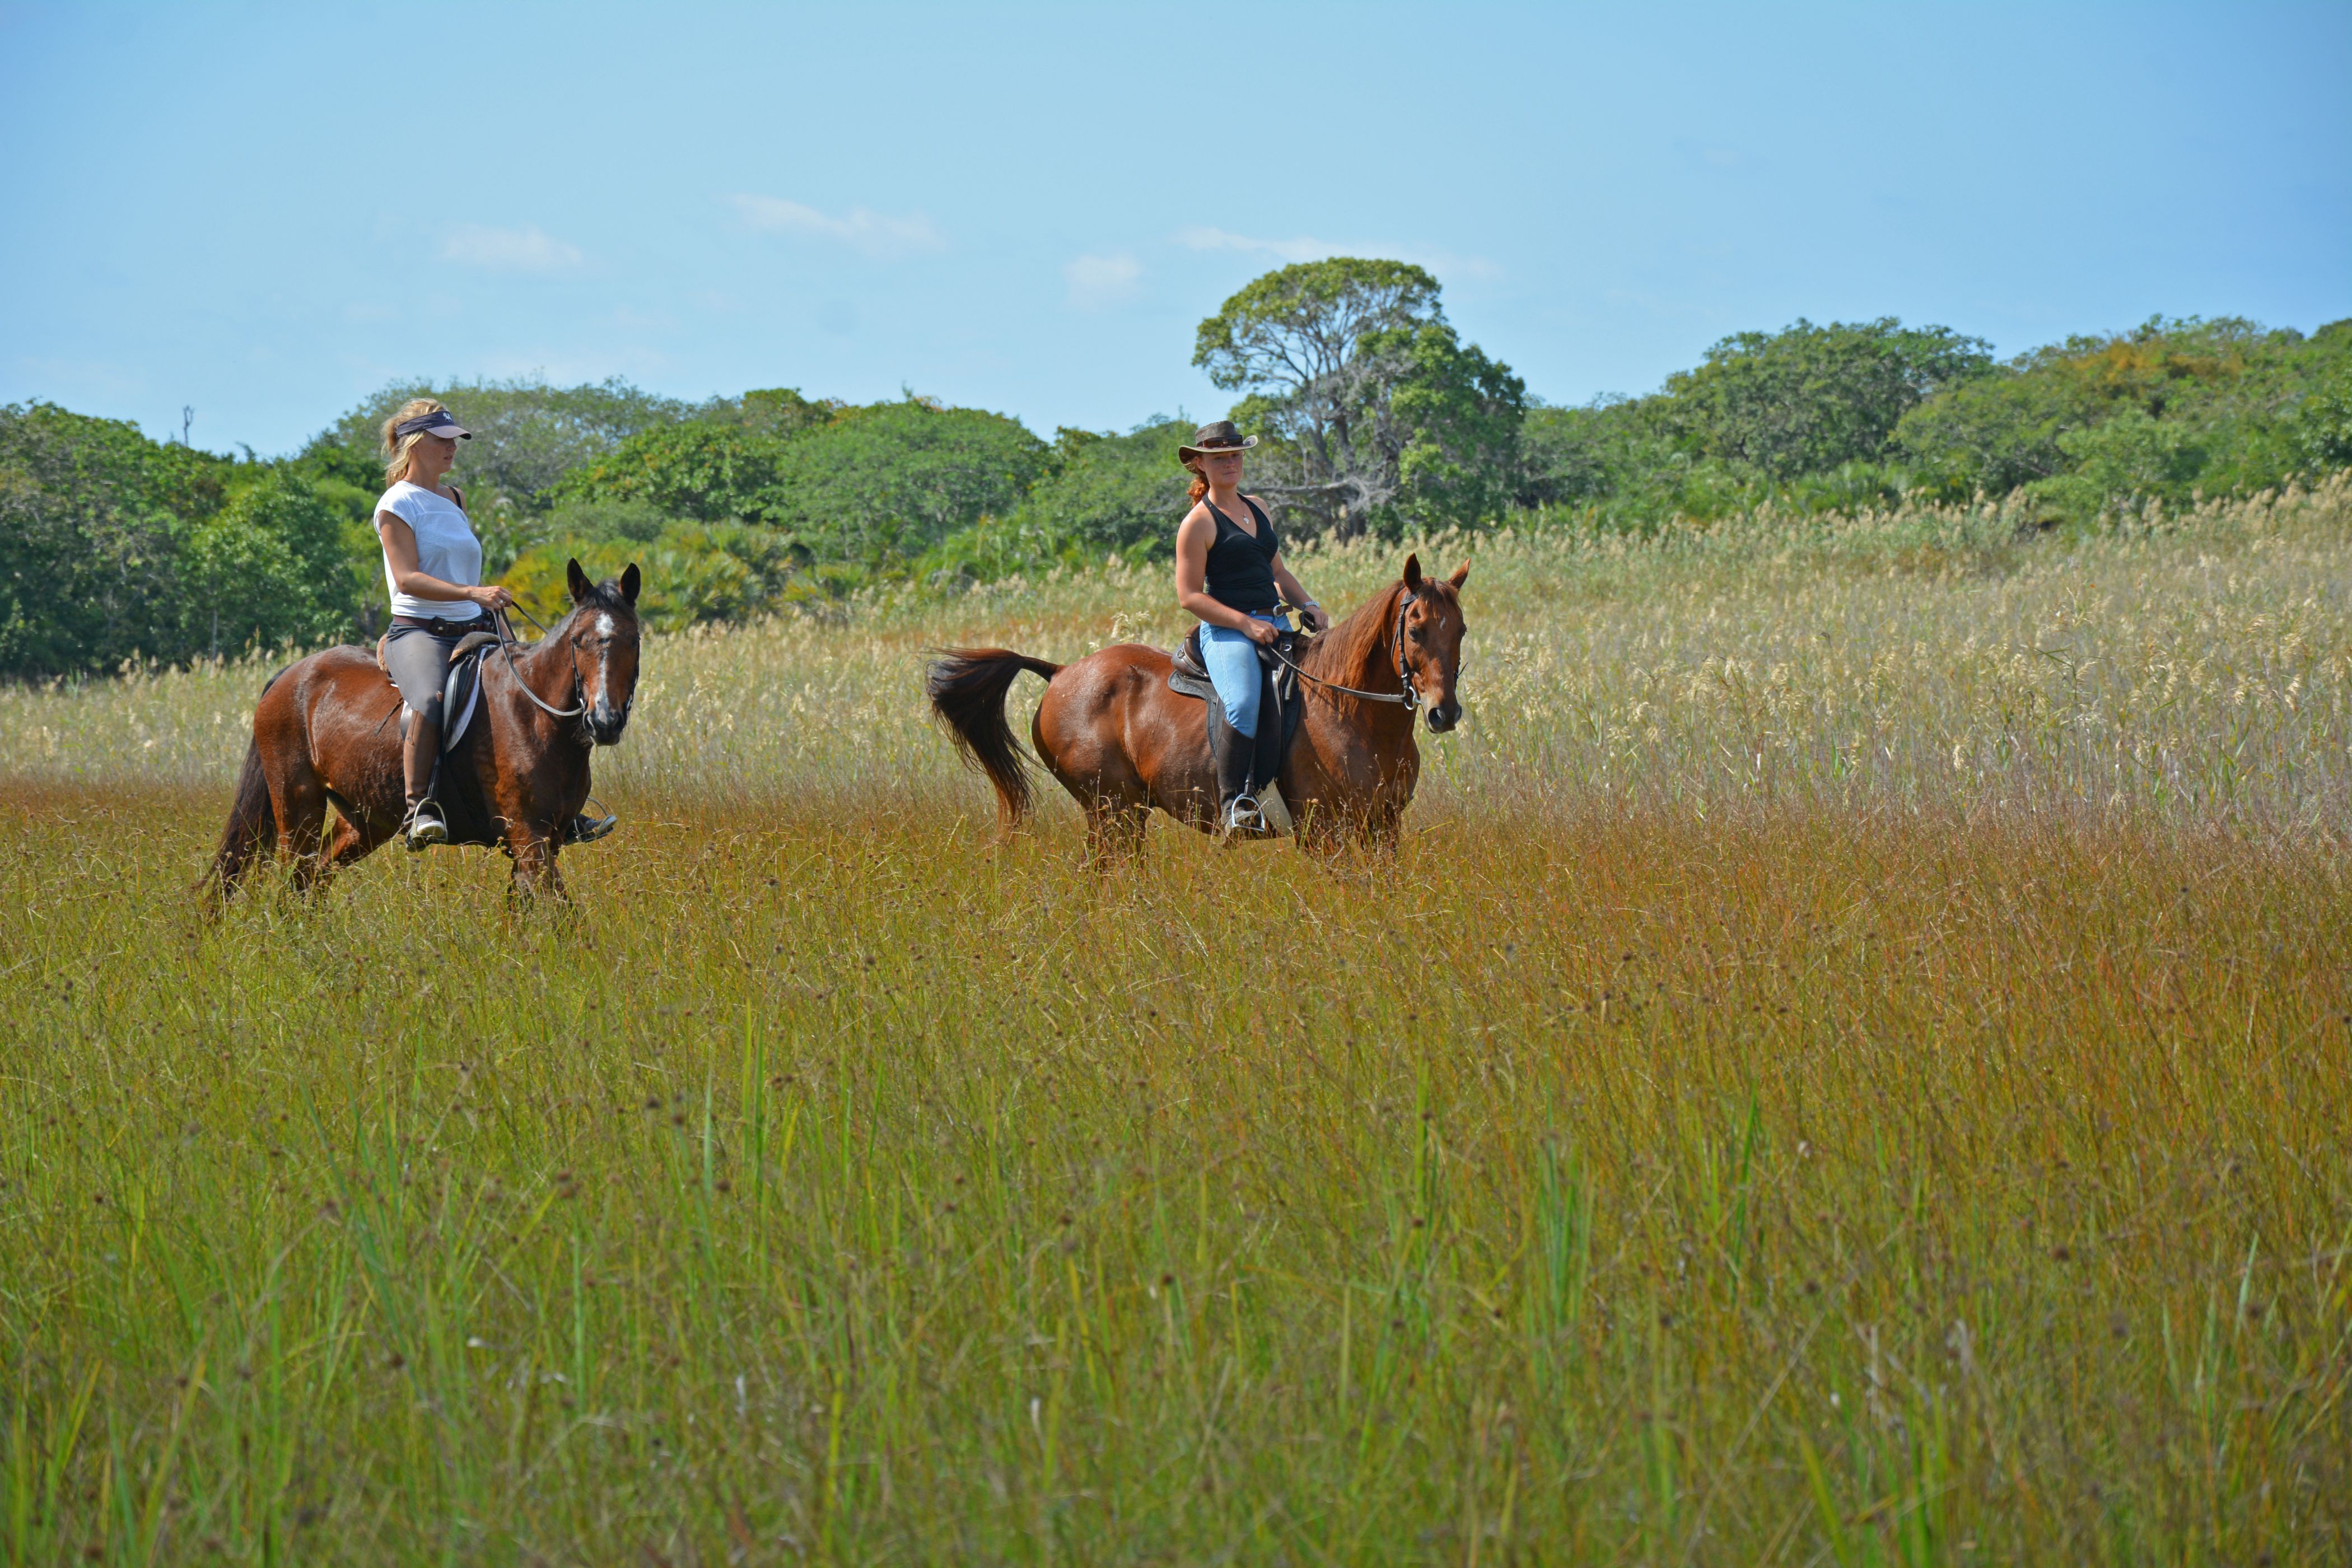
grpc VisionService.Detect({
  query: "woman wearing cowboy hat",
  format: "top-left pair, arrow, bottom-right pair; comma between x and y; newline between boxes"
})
1173,420 -> 1332,834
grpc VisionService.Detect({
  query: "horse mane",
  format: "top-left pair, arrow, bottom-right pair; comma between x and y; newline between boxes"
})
1304,581 -> 1402,687
1304,575 -> 1457,688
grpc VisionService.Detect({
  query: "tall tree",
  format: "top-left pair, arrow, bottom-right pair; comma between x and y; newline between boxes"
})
1194,259 -> 1522,538
0,403 -> 222,675
1665,318 -> 1994,479
764,399 -> 1049,564
1012,419 -> 1194,555
556,422 -> 796,525
317,377 -> 692,552
184,471 -> 363,656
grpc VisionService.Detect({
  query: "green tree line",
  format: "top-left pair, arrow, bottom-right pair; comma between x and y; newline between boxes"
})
6,257 -> 2348,677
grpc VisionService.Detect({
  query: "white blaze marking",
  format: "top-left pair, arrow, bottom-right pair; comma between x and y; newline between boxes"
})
594,614 -> 615,711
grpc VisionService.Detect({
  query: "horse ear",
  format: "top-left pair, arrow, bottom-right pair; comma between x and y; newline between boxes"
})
620,563 -> 641,606
566,558 -> 591,604
1401,553 -> 1424,592
1448,562 -> 1469,590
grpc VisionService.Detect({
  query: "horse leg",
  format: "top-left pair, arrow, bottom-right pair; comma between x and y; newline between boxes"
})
1081,795 -> 1151,865
306,808 -> 390,894
507,828 -> 567,902
269,762 -> 333,892
1359,800 -> 1406,856
1032,680 -> 1158,861
1291,799 -> 1345,858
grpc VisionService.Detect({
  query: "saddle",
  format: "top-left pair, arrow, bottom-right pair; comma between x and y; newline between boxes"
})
1168,624 -> 1308,783
377,629 -> 500,754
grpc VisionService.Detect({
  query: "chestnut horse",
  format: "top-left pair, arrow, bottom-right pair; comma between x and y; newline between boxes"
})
929,553 -> 1467,856
206,561 -> 642,902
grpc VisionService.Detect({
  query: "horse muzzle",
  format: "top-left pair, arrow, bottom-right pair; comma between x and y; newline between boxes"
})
1425,698 -> 1463,734
586,698 -> 632,746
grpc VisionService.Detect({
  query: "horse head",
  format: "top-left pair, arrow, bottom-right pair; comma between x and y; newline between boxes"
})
1398,553 -> 1470,732
564,558 -> 643,746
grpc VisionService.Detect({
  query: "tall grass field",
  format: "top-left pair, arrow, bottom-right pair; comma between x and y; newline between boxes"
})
3,482 -> 2349,1564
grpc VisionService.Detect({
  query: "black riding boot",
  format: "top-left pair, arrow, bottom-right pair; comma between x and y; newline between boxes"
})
402,700 -> 447,850
1207,700 -> 1268,837
562,808 -> 619,845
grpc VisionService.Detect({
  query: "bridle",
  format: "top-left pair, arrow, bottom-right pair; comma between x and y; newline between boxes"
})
492,605 -> 592,723
492,605 -> 628,824
1268,588 -> 1443,711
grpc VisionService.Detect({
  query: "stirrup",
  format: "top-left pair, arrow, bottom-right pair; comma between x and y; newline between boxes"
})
404,800 -> 448,851
563,811 -> 619,846
1221,795 -> 1270,838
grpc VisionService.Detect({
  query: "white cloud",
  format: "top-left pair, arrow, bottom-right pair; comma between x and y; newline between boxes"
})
1175,226 -> 1498,282
439,224 -> 585,274
1065,251 -> 1142,308
726,194 -> 944,258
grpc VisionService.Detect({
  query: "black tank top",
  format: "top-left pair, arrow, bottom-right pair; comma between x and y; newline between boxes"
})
1201,497 -> 1282,613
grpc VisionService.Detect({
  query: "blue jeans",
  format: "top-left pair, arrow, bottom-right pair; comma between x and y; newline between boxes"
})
1199,613 -> 1287,738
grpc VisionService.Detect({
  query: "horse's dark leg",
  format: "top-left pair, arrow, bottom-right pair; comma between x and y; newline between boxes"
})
1360,801 -> 1406,855
306,810 -> 390,894
507,828 -> 567,902
1290,797 -> 1340,856
269,758 -> 333,891
1082,797 -> 1151,865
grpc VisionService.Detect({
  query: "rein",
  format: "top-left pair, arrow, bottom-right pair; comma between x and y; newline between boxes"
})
493,606 -> 590,722
1268,592 -> 1422,710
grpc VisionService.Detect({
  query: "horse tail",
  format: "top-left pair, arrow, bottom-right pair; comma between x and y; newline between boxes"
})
201,663 -> 292,904
926,648 -> 1061,829
204,734 -> 274,901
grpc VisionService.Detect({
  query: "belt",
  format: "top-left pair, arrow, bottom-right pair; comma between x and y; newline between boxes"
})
393,613 -> 484,634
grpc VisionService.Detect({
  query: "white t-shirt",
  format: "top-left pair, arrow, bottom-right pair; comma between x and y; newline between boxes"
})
377,480 -> 485,622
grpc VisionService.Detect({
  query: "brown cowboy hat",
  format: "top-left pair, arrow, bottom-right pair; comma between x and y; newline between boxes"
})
1177,419 -> 1259,464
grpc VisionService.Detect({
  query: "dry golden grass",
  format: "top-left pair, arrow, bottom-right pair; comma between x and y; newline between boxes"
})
1,480 -> 2348,1564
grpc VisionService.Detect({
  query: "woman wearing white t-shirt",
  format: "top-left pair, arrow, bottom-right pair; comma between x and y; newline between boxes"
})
374,399 -> 614,850
374,400 -> 502,844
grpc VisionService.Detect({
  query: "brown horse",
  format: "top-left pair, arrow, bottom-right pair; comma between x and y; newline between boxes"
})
928,552 -> 1468,856
206,561 -> 642,902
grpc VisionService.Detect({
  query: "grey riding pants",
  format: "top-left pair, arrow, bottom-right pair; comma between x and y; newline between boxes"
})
382,622 -> 470,725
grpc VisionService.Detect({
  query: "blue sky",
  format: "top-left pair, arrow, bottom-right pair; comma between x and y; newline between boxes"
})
3,1 -> 2345,457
